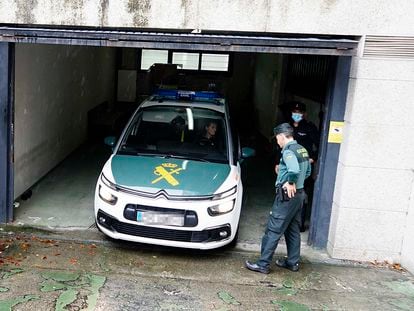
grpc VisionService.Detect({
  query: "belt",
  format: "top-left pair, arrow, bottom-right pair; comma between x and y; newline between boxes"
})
275,185 -> 304,193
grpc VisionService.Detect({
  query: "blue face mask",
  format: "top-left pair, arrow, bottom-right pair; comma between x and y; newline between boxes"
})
292,113 -> 303,123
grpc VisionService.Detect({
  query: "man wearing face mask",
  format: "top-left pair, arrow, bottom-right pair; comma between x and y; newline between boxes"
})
274,101 -> 319,232
289,102 -> 319,165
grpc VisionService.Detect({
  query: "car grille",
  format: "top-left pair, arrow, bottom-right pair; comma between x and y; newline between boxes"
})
115,221 -> 193,241
97,210 -> 230,243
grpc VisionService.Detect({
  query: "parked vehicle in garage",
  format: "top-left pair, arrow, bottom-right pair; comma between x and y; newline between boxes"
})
94,89 -> 254,249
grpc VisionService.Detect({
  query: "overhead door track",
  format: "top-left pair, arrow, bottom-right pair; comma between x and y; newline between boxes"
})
0,26 -> 357,56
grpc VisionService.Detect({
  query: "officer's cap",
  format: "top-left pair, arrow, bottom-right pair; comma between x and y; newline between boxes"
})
273,123 -> 294,136
291,101 -> 306,112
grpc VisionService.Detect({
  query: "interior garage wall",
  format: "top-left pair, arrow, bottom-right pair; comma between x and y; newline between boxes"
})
253,54 -> 284,138
328,56 -> 414,267
134,51 -> 255,115
14,44 -> 116,199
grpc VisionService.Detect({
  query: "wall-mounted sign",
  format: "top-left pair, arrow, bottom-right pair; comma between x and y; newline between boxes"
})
328,121 -> 344,143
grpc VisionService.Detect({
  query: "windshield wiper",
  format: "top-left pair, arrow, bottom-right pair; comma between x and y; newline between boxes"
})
117,150 -> 162,157
119,150 -> 211,162
162,154 -> 210,163
135,152 -> 164,157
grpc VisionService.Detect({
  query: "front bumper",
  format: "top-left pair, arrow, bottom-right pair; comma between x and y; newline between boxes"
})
96,210 -> 234,249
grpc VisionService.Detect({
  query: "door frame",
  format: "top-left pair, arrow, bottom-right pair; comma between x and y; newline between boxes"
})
308,56 -> 352,248
0,42 -> 14,223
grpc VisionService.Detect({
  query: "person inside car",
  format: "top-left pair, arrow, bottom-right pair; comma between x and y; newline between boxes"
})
197,121 -> 218,148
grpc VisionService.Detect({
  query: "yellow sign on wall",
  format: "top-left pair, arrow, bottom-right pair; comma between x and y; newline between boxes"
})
328,121 -> 344,144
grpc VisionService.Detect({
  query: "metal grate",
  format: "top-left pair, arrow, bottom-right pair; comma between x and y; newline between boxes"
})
114,220 -> 194,242
286,55 -> 333,102
363,36 -> 414,59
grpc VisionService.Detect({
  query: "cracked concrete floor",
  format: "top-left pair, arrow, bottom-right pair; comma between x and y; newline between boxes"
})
0,233 -> 413,311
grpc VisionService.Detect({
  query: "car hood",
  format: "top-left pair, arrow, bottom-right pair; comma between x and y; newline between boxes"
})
110,155 -> 231,196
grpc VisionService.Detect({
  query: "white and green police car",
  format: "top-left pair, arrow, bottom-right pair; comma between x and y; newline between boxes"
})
95,89 -> 254,249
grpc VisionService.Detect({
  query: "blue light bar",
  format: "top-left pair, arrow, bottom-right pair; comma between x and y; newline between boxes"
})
154,89 -> 224,103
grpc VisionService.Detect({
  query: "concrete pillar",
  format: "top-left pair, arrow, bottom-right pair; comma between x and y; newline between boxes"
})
328,56 -> 414,267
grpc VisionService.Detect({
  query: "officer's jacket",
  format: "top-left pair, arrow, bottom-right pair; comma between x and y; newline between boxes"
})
291,120 -> 319,161
276,140 -> 311,189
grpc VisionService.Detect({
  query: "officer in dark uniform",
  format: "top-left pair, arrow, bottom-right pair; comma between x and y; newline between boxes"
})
274,102 -> 319,231
289,101 -> 319,164
245,123 -> 311,274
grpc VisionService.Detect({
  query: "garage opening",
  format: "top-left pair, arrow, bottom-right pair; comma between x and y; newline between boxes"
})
1,27 -> 356,247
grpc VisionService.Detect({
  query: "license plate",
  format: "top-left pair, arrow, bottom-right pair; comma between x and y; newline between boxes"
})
136,211 -> 184,226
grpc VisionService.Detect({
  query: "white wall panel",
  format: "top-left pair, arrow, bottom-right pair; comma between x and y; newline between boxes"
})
333,166 -> 412,212
330,208 -> 406,261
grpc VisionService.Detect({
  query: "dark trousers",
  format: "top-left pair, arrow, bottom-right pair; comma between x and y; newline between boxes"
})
301,177 -> 315,229
257,189 -> 305,268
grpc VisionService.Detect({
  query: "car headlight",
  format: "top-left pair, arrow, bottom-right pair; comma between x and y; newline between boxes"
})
98,185 -> 118,205
212,186 -> 237,201
208,200 -> 235,216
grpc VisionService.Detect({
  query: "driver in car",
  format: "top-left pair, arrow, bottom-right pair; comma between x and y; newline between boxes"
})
197,121 -> 218,148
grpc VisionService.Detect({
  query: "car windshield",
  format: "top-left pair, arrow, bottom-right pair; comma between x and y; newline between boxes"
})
117,105 -> 229,163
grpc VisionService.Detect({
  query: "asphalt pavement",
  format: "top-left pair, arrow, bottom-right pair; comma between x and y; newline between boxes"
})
0,228 -> 414,311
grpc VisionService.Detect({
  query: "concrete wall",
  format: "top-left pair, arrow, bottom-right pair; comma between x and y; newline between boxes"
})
14,44 -> 116,198
253,54 -> 284,139
328,56 -> 414,264
0,1 -> 413,36
117,70 -> 137,102
401,181 -> 414,272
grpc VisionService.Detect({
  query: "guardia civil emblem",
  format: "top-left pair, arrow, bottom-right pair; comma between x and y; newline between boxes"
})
152,163 -> 183,186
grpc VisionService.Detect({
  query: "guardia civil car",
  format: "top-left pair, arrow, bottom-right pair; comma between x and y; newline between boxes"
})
94,89 -> 254,249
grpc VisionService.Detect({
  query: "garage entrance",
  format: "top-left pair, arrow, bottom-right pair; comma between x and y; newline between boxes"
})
0,26 -> 357,247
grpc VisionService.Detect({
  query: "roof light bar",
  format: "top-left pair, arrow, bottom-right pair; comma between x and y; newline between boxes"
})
154,89 -> 224,104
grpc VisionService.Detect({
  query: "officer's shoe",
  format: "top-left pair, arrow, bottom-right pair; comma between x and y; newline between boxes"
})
275,259 -> 299,272
245,260 -> 270,274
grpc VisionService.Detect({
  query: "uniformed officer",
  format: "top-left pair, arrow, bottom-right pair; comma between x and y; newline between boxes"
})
245,123 -> 311,274
274,101 -> 319,231
290,102 -> 319,232
289,101 -> 319,164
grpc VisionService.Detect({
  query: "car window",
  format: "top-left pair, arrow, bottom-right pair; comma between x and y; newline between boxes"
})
118,105 -> 228,163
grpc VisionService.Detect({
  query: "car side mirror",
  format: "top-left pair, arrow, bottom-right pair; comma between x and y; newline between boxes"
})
104,136 -> 117,147
241,147 -> 256,158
